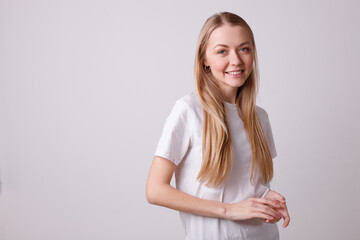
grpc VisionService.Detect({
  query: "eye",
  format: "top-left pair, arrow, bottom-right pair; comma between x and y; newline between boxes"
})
240,47 -> 250,52
217,50 -> 227,54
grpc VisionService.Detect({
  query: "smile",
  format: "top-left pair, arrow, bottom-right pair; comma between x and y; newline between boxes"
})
226,70 -> 244,75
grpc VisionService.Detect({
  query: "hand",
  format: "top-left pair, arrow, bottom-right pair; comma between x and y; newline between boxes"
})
225,197 -> 283,222
262,190 -> 290,228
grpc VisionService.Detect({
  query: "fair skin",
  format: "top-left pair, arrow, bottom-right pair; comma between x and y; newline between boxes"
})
204,24 -> 254,104
146,24 -> 290,228
147,156 -> 290,227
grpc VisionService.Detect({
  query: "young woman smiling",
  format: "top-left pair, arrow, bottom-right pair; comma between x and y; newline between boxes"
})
146,12 -> 290,240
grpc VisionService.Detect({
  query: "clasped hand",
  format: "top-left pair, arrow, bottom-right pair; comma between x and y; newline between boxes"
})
225,190 -> 290,228
262,190 -> 290,228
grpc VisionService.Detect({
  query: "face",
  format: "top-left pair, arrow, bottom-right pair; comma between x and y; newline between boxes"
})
204,24 -> 254,99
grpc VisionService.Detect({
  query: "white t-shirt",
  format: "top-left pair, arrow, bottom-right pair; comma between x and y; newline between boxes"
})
154,91 -> 279,240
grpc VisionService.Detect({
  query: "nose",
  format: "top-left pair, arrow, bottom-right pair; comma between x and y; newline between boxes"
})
229,50 -> 243,66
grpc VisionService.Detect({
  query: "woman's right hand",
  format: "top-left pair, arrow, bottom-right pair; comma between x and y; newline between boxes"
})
224,197 -> 283,221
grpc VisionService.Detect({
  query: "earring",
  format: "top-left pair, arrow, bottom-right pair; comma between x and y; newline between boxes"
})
204,65 -> 211,73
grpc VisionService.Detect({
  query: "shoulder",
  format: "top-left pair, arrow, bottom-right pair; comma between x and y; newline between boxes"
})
255,105 -> 270,128
255,105 -> 269,120
165,91 -> 200,123
173,91 -> 202,115
177,91 -> 201,107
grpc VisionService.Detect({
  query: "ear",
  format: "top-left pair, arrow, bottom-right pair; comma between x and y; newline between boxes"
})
203,59 -> 208,67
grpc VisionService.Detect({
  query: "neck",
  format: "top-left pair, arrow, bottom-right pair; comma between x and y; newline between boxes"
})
221,88 -> 238,104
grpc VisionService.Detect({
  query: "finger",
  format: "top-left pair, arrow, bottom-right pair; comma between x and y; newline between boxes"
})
281,205 -> 290,228
276,205 -> 289,219
268,218 -> 279,224
269,190 -> 286,204
255,212 -> 274,221
254,206 -> 282,220
266,215 -> 281,223
282,215 -> 290,228
249,207 -> 276,221
264,217 -> 279,224
249,198 -> 282,219
275,205 -> 290,228
256,198 -> 282,209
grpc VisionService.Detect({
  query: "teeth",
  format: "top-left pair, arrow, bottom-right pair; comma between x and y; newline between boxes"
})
227,70 -> 243,74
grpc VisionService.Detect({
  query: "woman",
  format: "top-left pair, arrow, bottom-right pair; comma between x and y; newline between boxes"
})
146,12 -> 290,240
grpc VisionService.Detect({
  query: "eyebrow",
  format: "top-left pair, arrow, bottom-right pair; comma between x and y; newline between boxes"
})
213,41 -> 250,49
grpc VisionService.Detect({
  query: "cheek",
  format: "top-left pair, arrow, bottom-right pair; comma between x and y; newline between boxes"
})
246,55 -> 254,68
210,58 -> 227,73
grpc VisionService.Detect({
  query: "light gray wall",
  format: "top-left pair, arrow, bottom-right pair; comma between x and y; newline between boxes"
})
1,0 -> 359,239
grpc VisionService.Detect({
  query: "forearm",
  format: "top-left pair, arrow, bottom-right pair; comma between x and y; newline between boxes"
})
146,183 -> 228,219
146,157 -> 282,222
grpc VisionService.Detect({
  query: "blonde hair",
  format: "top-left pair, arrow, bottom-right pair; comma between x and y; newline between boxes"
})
195,12 -> 273,187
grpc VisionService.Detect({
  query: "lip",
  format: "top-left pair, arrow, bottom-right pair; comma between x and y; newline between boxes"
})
225,69 -> 245,77
225,69 -> 244,73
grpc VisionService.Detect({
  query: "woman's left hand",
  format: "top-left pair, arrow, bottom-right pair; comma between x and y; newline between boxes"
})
262,190 -> 290,228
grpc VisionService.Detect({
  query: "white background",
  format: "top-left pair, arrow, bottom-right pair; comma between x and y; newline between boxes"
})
1,0 -> 360,239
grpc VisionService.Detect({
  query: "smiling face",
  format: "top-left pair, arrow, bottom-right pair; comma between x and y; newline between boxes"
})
204,24 -> 254,103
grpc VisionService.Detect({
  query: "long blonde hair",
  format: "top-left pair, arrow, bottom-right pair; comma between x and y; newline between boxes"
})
195,12 -> 273,187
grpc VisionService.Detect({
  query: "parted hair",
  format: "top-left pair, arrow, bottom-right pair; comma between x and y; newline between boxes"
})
195,12 -> 274,187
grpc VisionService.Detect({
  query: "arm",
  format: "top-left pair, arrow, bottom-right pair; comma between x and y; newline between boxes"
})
146,156 -> 226,218
146,156 -> 282,221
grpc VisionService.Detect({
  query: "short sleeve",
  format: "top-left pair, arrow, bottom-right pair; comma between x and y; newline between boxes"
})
256,106 -> 277,159
154,99 -> 193,165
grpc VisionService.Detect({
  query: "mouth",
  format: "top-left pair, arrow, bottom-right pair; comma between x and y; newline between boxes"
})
225,70 -> 245,75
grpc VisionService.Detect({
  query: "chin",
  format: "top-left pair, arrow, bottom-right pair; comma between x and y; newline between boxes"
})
234,79 -> 247,88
